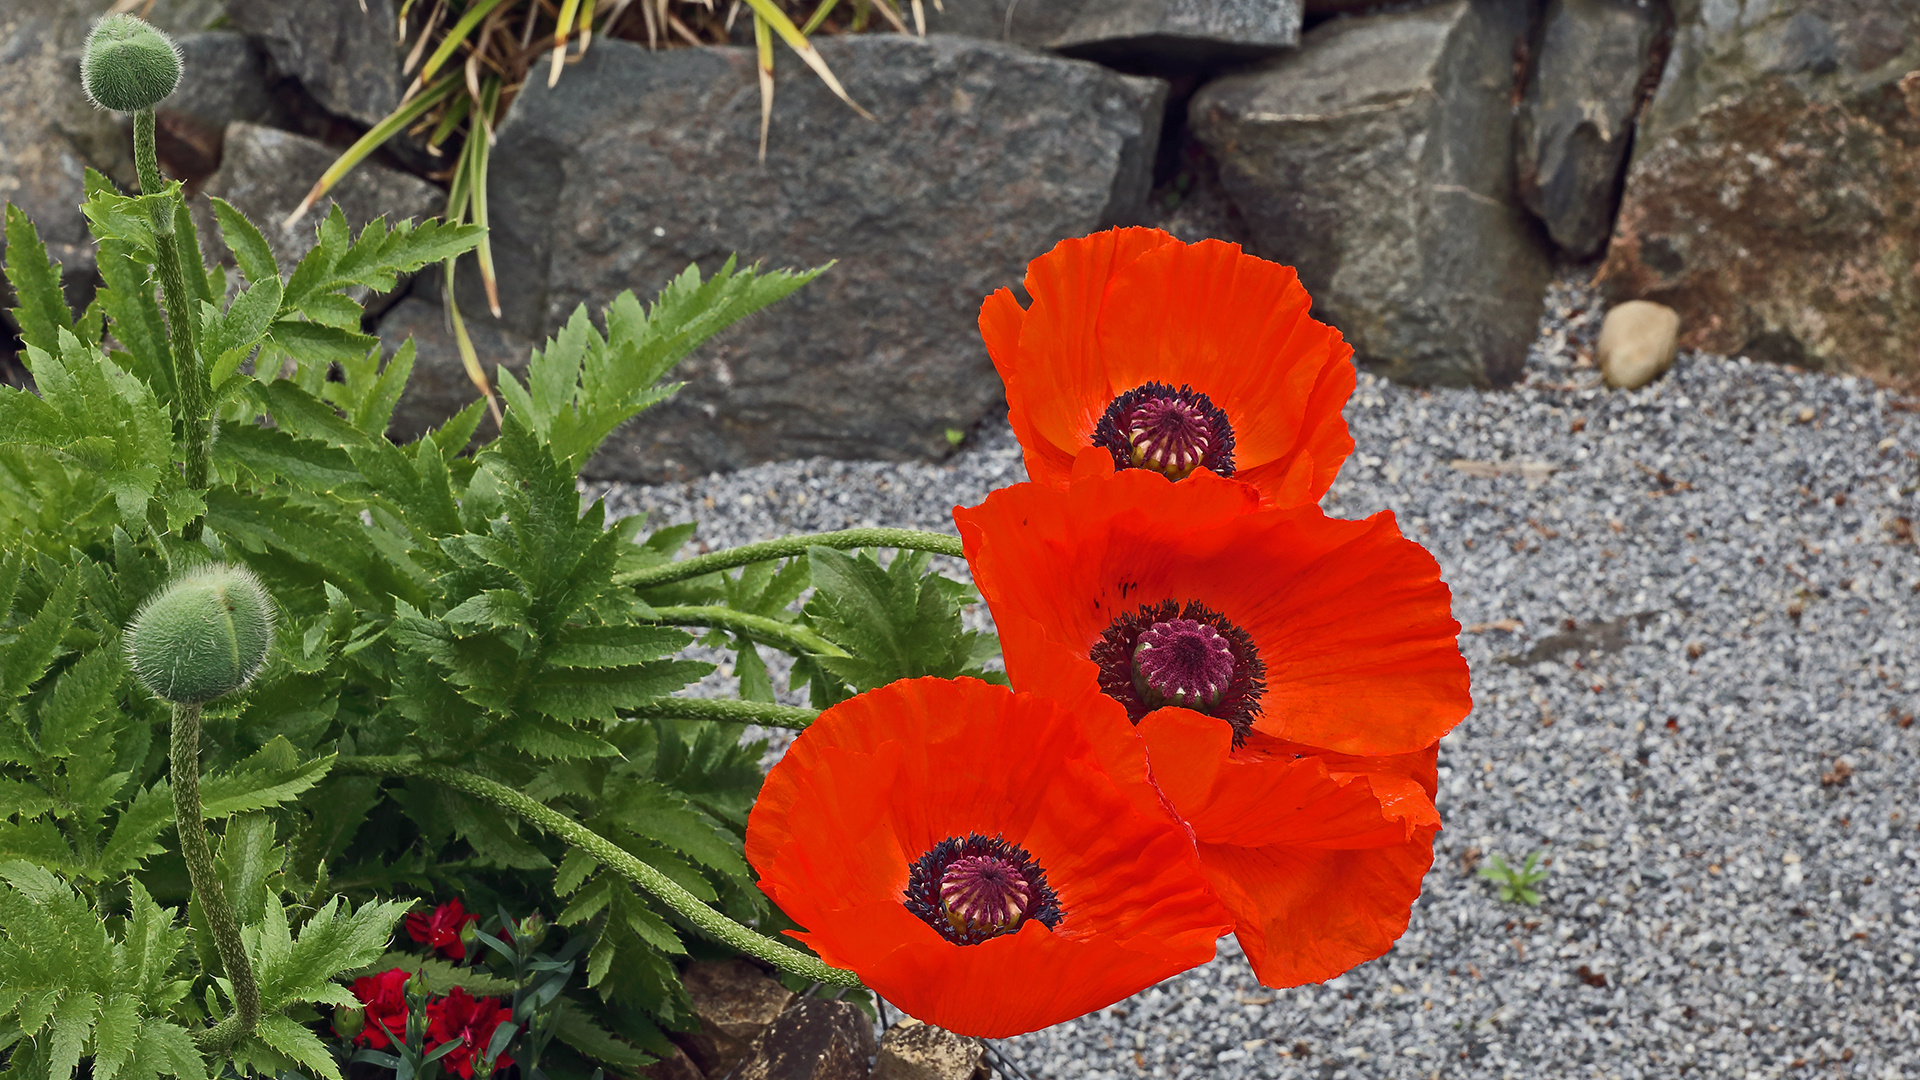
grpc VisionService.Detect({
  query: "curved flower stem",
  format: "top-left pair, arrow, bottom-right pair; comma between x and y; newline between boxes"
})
333,754 -> 861,988
134,108 -> 212,540
647,605 -> 849,659
170,703 -> 261,1051
621,528 -> 965,591
629,697 -> 817,729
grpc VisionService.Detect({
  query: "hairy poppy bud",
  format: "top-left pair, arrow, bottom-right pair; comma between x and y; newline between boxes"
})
80,14 -> 182,113
125,564 -> 274,704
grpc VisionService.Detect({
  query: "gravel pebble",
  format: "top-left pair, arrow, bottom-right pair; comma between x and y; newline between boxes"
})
607,274 -> 1920,1078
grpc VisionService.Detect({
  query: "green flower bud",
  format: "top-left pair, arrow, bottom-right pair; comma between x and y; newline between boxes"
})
332,1005 -> 366,1041
125,564 -> 274,705
80,14 -> 183,113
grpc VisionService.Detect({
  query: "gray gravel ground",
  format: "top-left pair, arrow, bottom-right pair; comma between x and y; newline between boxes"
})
608,276 -> 1920,1079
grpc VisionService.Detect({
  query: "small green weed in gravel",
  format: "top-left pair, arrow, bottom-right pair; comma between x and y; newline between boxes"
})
1478,850 -> 1550,905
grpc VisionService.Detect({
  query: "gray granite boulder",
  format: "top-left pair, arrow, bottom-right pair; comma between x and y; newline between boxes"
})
226,0 -> 402,127
1191,0 -> 1550,387
1597,0 -> 1920,381
924,0 -> 1298,59
440,34 -> 1165,482
1513,0 -> 1665,257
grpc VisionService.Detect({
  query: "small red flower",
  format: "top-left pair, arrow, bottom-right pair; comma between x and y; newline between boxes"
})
349,968 -> 412,1049
981,228 -> 1356,508
747,677 -> 1232,1038
406,898 -> 479,960
425,988 -> 516,1080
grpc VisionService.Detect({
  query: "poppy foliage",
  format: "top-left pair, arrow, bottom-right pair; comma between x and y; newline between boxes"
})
746,677 -> 1232,1038
980,228 -> 1356,509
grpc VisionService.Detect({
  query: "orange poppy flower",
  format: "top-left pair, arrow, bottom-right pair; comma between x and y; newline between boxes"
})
1139,708 -> 1441,987
746,677 -> 1233,1038
953,466 -> 1470,758
980,228 -> 1356,508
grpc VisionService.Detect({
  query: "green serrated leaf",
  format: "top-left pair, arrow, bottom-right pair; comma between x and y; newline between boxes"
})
198,737 -> 335,818
4,205 -> 75,355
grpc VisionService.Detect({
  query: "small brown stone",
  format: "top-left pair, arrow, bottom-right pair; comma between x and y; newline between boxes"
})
873,1019 -> 988,1080
733,999 -> 878,1080
674,960 -> 795,1079
1597,301 -> 1681,390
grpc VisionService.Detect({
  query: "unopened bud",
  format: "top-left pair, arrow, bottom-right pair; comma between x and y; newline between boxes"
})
80,14 -> 182,113
125,564 -> 274,704
332,1005 -> 365,1040
516,912 -> 547,949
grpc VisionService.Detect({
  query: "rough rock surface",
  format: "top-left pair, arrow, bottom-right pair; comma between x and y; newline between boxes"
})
1054,0 -> 1300,60
873,1019 -> 986,1080
1599,0 -> 1920,380
733,999 -> 877,1080
675,959 -> 796,1080
226,0 -> 402,127
0,0 -> 132,316
923,0 -> 1298,57
1191,0 -> 1551,387
471,34 -> 1165,481
193,123 -> 442,285
1514,0 -> 1665,257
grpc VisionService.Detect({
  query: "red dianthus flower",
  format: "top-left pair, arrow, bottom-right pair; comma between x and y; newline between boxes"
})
348,968 -> 412,1049
747,677 -> 1233,1038
425,987 -> 516,1080
406,898 -> 479,960
981,228 -> 1356,508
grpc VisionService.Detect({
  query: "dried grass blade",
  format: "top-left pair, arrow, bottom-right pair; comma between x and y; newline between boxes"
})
404,0 -> 448,73
578,0 -> 598,50
284,74 -> 461,229
414,0 -> 515,95
741,0 -> 874,119
799,0 -> 840,36
910,0 -> 924,35
444,269 -> 503,428
550,0 -> 583,86
866,0 -> 909,35
468,80 -> 502,318
753,13 -> 775,161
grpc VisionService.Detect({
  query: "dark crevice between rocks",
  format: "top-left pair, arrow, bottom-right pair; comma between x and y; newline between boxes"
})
1071,51 -> 1262,244
1,325 -> 29,391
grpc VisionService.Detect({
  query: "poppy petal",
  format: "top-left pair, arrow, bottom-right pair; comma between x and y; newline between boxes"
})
1138,711 -> 1441,988
982,228 -> 1355,507
956,470 -> 1469,758
747,677 -> 1232,1038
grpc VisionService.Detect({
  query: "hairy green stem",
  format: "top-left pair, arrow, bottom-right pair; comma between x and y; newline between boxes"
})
629,697 -> 817,729
333,755 -> 861,987
135,107 -> 212,539
170,703 -> 260,1051
647,606 -> 848,658
620,528 -> 965,590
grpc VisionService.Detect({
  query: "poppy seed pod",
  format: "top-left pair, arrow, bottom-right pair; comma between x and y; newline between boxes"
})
80,14 -> 183,113
125,564 -> 274,705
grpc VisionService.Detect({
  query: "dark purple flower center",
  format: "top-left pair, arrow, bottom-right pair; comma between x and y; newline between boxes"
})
904,834 -> 1062,946
1089,599 -> 1266,746
1092,382 -> 1236,481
